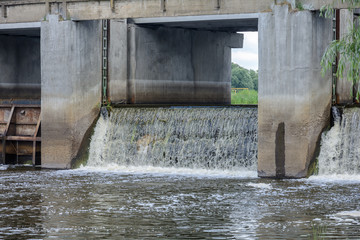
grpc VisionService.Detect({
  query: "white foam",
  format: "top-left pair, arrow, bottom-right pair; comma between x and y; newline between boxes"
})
87,107 -> 258,173
336,211 -> 360,218
79,164 -> 258,179
0,165 -> 8,170
246,182 -> 272,189
308,174 -> 360,183
318,108 -> 360,176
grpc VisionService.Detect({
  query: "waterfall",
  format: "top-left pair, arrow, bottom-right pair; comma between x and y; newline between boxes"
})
86,107 -> 258,172
318,107 -> 360,175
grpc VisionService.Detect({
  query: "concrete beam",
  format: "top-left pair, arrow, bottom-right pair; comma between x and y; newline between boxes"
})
131,13 -> 259,24
0,22 -> 40,36
131,14 -> 259,32
0,22 -> 40,29
0,0 -> 345,24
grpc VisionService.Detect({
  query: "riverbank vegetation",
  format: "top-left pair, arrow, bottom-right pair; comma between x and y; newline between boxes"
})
231,90 -> 258,105
231,63 -> 258,104
321,0 -> 360,101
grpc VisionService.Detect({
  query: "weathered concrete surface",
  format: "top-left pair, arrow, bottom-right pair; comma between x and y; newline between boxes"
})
126,25 -> 242,104
336,9 -> 354,104
41,15 -> 101,169
258,5 -> 332,178
108,19 -> 127,103
0,0 -> 346,24
0,35 -> 40,99
131,13 -> 259,32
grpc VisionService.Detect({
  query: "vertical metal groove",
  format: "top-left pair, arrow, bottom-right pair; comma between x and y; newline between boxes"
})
2,5 -> 7,18
332,10 -> 339,104
161,0 -> 166,12
102,19 -> 109,105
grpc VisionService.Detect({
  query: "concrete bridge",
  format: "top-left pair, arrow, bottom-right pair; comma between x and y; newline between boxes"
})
0,0 -> 354,177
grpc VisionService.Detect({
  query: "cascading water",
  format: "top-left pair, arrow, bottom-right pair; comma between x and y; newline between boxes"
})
318,107 -> 360,175
86,107 -> 258,173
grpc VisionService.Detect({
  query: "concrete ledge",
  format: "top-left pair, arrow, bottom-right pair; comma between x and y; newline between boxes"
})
131,13 -> 259,24
0,22 -> 40,29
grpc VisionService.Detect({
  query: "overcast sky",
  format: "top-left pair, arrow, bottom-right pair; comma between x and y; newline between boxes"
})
231,32 -> 258,71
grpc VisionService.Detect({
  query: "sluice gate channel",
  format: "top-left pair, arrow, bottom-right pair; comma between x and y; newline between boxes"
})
0,105 -> 41,166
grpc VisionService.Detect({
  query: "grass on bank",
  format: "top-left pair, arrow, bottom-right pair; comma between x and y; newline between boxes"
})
231,89 -> 258,105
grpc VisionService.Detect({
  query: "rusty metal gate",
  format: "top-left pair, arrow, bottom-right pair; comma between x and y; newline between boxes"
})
0,105 -> 41,166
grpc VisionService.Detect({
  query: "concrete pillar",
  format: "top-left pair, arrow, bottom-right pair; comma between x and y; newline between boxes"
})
41,15 -> 101,168
123,25 -> 242,104
336,9 -> 354,104
258,6 -> 332,178
108,19 -> 128,103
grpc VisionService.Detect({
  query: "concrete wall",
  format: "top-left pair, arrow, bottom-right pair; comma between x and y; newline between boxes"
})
108,19 -> 128,103
0,35 -> 40,99
258,6 -> 332,178
336,9 -> 354,104
125,25 -> 242,104
41,16 -> 101,169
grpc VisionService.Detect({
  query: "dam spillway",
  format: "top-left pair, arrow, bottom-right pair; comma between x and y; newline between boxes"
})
318,107 -> 360,176
86,107 -> 258,173
0,2 -> 338,177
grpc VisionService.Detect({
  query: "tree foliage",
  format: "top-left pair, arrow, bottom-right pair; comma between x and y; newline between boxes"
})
320,0 -> 360,99
231,63 -> 258,91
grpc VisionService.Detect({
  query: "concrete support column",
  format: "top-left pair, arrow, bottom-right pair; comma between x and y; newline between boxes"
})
41,15 -> 101,168
258,6 -> 332,178
107,19 -> 128,103
336,9 -> 354,104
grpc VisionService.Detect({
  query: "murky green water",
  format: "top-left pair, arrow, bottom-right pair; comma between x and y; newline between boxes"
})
1,166 -> 360,239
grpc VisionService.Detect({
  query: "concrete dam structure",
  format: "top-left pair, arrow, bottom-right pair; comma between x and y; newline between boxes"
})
0,0 -> 355,178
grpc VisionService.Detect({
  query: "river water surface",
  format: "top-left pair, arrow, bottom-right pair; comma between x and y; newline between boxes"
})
1,166 -> 360,239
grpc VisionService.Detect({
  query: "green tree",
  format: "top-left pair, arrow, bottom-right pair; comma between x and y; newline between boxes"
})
249,69 -> 258,91
321,0 -> 360,99
231,63 -> 258,90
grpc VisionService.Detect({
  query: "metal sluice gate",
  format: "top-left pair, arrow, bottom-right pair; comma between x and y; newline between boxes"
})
0,105 -> 41,166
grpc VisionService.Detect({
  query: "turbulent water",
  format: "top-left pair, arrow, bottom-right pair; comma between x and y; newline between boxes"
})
87,107 -> 258,172
2,106 -> 360,239
318,107 -> 360,176
1,168 -> 360,240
